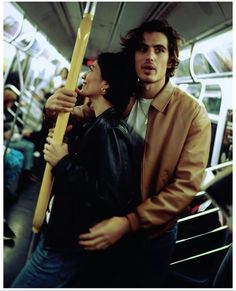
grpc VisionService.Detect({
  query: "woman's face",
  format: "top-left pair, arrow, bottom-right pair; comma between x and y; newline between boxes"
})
81,61 -> 106,98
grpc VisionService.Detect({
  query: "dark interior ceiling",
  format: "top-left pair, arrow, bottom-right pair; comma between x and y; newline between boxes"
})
14,2 -> 232,62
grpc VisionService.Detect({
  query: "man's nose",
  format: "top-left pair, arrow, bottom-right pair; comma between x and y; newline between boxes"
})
145,48 -> 155,61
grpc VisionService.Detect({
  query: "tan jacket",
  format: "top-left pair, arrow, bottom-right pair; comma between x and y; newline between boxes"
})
126,81 -> 211,238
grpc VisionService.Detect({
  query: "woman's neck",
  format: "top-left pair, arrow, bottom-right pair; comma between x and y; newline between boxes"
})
90,96 -> 113,117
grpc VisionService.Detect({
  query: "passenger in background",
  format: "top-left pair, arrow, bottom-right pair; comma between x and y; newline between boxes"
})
11,52 -> 142,288
4,147 -> 24,241
43,19 -> 211,288
4,73 -> 36,182
53,67 -> 69,90
3,74 -> 25,240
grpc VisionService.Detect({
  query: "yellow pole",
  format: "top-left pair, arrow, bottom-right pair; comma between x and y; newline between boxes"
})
32,2 -> 97,233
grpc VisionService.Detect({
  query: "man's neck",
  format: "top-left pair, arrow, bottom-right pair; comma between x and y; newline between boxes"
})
143,79 -> 166,99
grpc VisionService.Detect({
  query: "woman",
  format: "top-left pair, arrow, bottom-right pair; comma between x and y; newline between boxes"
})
11,52 -> 142,288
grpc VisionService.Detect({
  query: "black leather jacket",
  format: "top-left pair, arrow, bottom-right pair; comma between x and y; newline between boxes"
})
44,107 -> 142,250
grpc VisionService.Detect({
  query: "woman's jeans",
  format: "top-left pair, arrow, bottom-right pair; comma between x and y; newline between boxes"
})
11,231 -> 138,288
11,225 -> 177,288
11,233 -> 89,288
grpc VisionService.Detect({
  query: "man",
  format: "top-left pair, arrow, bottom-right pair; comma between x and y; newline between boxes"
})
44,20 -> 211,287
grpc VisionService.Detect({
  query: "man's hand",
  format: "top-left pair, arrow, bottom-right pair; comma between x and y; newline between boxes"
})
45,87 -> 77,117
79,216 -> 130,251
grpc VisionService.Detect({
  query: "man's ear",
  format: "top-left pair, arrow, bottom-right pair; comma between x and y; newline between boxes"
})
167,58 -> 173,68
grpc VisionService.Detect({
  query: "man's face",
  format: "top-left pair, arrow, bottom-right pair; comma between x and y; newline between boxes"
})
135,32 -> 170,85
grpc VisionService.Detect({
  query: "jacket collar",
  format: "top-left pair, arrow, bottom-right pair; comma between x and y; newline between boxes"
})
124,80 -> 176,117
151,80 -> 175,112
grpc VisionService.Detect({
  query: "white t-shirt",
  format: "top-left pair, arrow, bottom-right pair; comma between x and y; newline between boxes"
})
127,98 -> 152,140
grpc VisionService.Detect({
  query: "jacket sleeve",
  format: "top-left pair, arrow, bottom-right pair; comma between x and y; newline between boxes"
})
43,103 -> 94,129
127,104 -> 211,235
51,154 -> 88,188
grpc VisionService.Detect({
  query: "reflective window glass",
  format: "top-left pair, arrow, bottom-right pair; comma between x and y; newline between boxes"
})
27,32 -> 47,56
174,46 -> 192,81
4,2 -> 23,40
179,83 -> 202,99
202,84 -> 222,115
13,19 -> 36,50
193,54 -> 215,75
192,30 -> 232,77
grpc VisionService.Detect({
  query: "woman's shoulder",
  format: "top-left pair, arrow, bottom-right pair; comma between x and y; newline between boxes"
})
96,108 -> 130,136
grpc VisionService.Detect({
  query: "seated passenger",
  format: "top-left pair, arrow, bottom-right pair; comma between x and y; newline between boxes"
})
4,146 -> 24,201
4,81 -> 35,177
4,147 -> 24,241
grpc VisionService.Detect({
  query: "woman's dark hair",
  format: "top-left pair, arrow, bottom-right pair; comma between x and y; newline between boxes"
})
121,19 -> 183,79
97,52 -> 136,112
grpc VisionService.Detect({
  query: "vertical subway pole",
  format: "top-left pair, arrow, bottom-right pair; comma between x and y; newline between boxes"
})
32,2 -> 97,233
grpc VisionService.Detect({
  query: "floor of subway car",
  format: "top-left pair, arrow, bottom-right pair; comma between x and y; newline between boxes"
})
4,157 -> 45,288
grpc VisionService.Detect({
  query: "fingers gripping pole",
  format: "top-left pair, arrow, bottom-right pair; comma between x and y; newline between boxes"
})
32,2 -> 97,233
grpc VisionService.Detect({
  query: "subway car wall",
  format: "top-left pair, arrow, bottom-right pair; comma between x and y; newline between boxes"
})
3,1 -> 233,289
3,2 -> 233,165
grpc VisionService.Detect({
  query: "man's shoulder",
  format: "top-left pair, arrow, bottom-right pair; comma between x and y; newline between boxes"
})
168,83 -> 210,124
172,84 -> 204,109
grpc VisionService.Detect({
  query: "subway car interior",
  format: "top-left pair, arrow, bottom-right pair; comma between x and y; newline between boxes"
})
3,1 -> 233,289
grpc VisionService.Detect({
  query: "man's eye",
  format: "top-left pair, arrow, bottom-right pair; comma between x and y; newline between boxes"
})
155,47 -> 165,53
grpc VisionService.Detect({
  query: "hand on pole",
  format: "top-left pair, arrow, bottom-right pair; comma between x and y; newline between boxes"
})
45,87 -> 77,117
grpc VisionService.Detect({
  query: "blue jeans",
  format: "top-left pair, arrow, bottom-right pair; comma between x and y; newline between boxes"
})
11,233 -> 89,288
11,226 -> 177,288
11,231 -> 138,288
